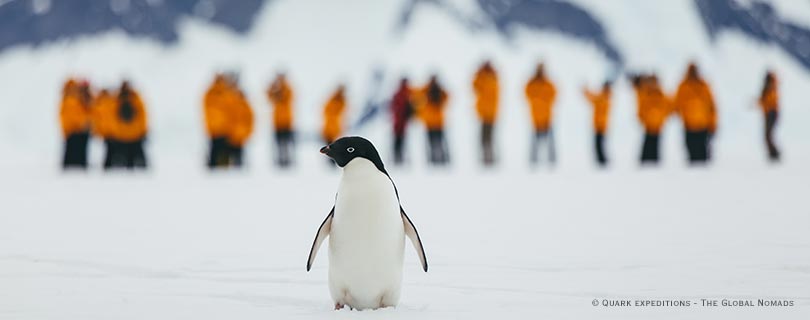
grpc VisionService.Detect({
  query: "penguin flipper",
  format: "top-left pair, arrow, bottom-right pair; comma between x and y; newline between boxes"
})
307,207 -> 334,271
401,208 -> 428,272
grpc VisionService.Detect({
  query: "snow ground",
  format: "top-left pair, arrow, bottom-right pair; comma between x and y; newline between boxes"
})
1,162 -> 809,319
1,0 -> 810,318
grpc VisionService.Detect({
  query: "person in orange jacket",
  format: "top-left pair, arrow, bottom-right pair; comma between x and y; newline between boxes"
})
632,74 -> 673,164
90,88 -> 119,169
758,70 -> 780,161
267,73 -> 295,167
525,63 -> 557,165
204,74 -> 253,168
227,86 -> 254,168
108,81 -> 149,169
674,63 -> 717,163
473,61 -> 499,166
322,84 -> 347,146
59,79 -> 92,169
204,74 -> 231,168
414,75 -> 450,165
583,81 -> 612,166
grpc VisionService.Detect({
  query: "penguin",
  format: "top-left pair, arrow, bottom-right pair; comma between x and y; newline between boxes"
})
307,136 -> 428,310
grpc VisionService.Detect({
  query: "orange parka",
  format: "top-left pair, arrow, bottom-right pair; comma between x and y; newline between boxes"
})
759,78 -> 779,113
322,90 -> 346,143
635,80 -> 673,134
112,90 -> 148,142
473,67 -> 499,124
90,90 -> 118,139
674,77 -> 717,132
59,81 -> 91,137
525,76 -> 557,131
203,79 -> 254,146
583,87 -> 611,134
204,78 -> 232,138
227,90 -> 254,147
268,78 -> 294,131
413,84 -> 449,131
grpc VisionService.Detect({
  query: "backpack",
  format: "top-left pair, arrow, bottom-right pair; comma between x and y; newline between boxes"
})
119,98 -> 135,123
427,84 -> 443,104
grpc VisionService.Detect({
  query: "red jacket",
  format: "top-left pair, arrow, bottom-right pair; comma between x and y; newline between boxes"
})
390,85 -> 412,136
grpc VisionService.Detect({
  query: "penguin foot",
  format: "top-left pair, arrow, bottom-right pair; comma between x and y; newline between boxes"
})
334,303 -> 344,310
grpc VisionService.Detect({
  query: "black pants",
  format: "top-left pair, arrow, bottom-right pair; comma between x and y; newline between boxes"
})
228,143 -> 243,168
530,129 -> 555,165
208,137 -> 230,169
427,129 -> 449,165
640,133 -> 660,164
765,110 -> 780,161
103,139 -> 119,170
275,130 -> 294,167
481,123 -> 495,165
393,134 -> 406,165
62,131 -> 89,169
685,130 -> 710,163
107,139 -> 147,169
121,140 -> 147,169
595,132 -> 607,166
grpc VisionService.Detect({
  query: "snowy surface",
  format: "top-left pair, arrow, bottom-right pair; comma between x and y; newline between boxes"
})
1,164 -> 809,319
1,0 -> 810,318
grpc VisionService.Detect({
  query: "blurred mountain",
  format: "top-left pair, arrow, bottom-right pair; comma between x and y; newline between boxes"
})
397,0 -> 622,66
0,0 -> 266,49
695,0 -> 810,70
1,0 -> 810,71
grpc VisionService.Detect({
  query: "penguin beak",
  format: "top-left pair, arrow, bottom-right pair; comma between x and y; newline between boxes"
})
320,145 -> 330,155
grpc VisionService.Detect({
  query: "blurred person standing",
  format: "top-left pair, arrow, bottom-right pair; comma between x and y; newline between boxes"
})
204,74 -> 232,168
414,75 -> 450,165
322,84 -> 348,145
59,79 -> 92,169
267,73 -> 295,167
674,63 -> 717,164
390,77 -> 413,165
583,81 -> 612,166
90,88 -> 119,169
757,70 -> 781,162
109,81 -> 148,169
525,63 -> 557,166
632,74 -> 672,164
225,83 -> 254,168
473,61 -> 500,166
204,74 -> 253,168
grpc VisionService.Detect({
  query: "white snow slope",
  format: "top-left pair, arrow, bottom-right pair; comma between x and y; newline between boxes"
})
0,0 -> 809,319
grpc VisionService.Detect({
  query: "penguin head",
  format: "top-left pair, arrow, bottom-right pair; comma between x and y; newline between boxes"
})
320,136 -> 387,174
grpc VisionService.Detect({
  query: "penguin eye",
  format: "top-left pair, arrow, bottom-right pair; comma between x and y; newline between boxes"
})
346,147 -> 355,153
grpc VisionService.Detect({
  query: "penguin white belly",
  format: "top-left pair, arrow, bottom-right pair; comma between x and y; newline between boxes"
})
328,159 -> 404,309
